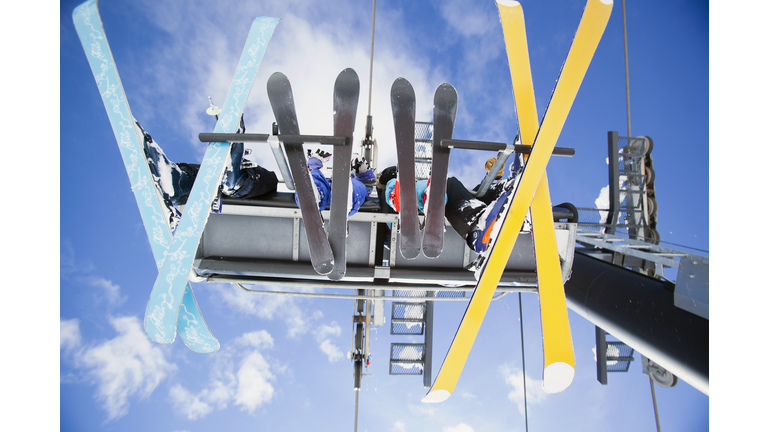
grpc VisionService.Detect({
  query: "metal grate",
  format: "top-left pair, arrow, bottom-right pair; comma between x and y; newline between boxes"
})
394,290 -> 427,298
391,302 -> 426,335
415,122 -> 433,142
415,121 -> 433,180
392,322 -> 424,335
390,363 -> 424,375
436,290 -> 466,298
392,302 -> 426,320
606,342 -> 634,373
389,343 -> 425,375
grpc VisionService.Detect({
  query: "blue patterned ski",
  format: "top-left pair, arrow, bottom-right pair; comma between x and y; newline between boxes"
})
144,15 -> 281,345
73,0 -> 222,353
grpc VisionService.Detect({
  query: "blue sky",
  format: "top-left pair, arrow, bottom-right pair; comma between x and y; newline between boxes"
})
49,0 -> 718,430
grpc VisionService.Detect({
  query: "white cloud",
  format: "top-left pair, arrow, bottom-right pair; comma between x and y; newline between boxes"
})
215,284 -> 344,363
235,350 -> 276,413
501,364 -> 548,417
434,0 -> 495,38
236,330 -> 275,350
314,321 -> 344,362
169,384 -> 214,421
319,339 -> 343,363
168,378 -> 236,421
392,420 -> 408,432
443,423 -> 475,432
213,283 -> 320,338
79,316 -> 177,421
408,403 -> 437,417
113,0 -> 442,180
61,240 -> 126,306
169,329 -> 278,420
595,185 -> 609,223
60,318 -> 82,352
315,321 -> 342,340
87,276 -> 126,306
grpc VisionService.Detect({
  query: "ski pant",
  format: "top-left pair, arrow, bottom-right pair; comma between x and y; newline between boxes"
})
445,177 -> 489,239
142,133 -> 277,206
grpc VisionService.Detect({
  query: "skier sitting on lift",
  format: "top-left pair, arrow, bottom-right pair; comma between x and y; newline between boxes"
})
137,120 -> 279,233
296,150 -> 370,217
377,157 -> 522,253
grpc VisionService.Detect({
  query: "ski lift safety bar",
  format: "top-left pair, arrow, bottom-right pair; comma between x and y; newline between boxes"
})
198,135 -> 575,155
439,139 -> 575,156
199,133 -> 347,146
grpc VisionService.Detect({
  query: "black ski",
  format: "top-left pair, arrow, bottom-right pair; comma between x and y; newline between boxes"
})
267,72 -> 334,275
422,83 -> 458,258
327,68 -> 360,280
390,77 -> 420,259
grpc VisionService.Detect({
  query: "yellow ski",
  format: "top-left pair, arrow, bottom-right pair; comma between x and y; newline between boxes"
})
498,0 -> 575,394
422,0 -> 612,403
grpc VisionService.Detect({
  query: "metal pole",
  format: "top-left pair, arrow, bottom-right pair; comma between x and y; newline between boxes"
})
622,0 -> 632,137
650,377 -> 661,431
565,252 -> 709,395
354,389 -> 359,432
367,0 -> 376,117
518,293 -> 529,432
234,283 -> 523,301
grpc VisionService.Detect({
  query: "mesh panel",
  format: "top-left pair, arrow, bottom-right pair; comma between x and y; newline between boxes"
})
390,343 -> 425,375
605,342 -> 634,372
393,303 -> 426,320
394,290 -> 428,298
392,322 -> 424,335
607,342 -> 634,358
606,360 -> 632,372
392,343 -> 424,361
390,363 -> 423,375
415,122 -> 432,180
415,122 -> 433,141
415,162 -> 431,181
436,290 -> 466,298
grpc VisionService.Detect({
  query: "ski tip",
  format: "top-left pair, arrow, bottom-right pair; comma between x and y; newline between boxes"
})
144,323 -> 176,345
251,16 -> 282,29
337,67 -> 359,81
268,71 -> 289,86
391,77 -> 415,95
400,247 -> 420,260
421,389 -> 451,403
393,77 -> 411,86
314,261 -> 335,275
542,362 -> 575,393
327,269 -> 345,281
436,82 -> 457,93
421,246 -> 443,259
184,339 -> 221,354
433,83 -> 458,108
495,0 -> 521,7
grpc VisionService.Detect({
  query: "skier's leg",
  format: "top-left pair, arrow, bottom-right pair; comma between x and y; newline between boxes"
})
444,177 -> 486,239
222,115 -> 249,195
228,165 -> 278,199
137,122 -> 195,208
466,175 -> 518,253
